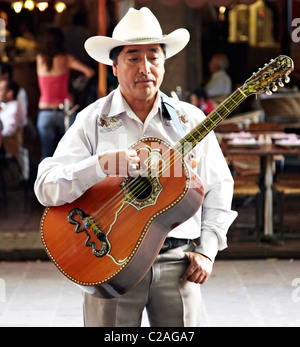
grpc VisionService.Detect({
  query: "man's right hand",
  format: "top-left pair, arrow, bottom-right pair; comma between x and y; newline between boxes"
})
99,149 -> 141,176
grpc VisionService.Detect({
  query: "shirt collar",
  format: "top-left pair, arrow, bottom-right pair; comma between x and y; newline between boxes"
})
107,86 -> 126,118
107,86 -> 162,123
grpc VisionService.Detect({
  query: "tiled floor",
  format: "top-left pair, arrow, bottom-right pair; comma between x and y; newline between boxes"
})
0,259 -> 299,327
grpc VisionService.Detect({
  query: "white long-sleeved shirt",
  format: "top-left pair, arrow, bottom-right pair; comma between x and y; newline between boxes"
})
34,87 -> 237,261
0,100 -> 25,137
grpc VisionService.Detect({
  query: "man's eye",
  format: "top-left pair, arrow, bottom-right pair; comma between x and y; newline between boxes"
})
151,56 -> 161,62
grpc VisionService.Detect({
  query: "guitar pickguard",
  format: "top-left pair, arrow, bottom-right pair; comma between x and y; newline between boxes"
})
67,207 -> 111,258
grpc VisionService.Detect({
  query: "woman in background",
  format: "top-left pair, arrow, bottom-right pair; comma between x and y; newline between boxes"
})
37,27 -> 94,161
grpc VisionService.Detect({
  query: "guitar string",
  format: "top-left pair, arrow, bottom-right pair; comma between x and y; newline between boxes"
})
86,68 -> 286,237
126,65 -> 291,202
90,66 -> 289,230
62,61 -> 292,268
89,59 -> 292,219
85,61 -> 294,230
88,88 -> 248,229
87,89 -> 248,230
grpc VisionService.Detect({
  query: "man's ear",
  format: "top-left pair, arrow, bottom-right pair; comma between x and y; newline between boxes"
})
112,61 -> 118,77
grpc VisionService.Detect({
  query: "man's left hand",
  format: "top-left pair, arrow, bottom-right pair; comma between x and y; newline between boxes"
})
180,252 -> 213,284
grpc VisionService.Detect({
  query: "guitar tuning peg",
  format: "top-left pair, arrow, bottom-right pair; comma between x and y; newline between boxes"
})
265,88 -> 272,96
272,83 -> 278,92
285,75 -> 290,83
278,78 -> 284,88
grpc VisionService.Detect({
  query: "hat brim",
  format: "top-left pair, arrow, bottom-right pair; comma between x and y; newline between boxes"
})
84,28 -> 190,66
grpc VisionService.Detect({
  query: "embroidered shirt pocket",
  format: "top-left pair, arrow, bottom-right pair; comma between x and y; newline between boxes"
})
98,114 -> 123,133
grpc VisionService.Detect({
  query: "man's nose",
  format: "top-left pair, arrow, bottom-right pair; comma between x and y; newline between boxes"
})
139,56 -> 151,75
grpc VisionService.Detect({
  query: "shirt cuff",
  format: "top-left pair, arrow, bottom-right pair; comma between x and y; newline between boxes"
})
194,230 -> 219,262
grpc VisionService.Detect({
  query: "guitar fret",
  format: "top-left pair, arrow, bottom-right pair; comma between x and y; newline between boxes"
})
207,115 -> 218,127
176,87 -> 248,154
229,95 -> 239,105
221,104 -> 230,112
238,87 -> 247,98
214,111 -> 224,121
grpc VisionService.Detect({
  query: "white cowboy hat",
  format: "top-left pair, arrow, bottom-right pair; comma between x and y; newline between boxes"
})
84,7 -> 190,66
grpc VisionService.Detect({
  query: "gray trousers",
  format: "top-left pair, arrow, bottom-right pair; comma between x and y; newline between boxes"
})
83,242 -> 202,327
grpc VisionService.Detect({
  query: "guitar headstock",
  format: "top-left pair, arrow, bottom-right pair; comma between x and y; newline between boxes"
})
241,55 -> 294,96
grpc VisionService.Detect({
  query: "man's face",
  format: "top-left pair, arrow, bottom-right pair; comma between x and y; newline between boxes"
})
208,56 -> 220,74
112,44 -> 165,106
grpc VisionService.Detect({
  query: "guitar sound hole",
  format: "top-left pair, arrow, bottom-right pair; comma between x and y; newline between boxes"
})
127,177 -> 153,201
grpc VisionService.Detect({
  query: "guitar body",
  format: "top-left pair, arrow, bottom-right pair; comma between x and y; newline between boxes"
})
40,137 -> 204,298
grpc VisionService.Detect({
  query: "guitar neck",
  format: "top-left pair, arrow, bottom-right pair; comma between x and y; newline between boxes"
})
174,87 -> 249,155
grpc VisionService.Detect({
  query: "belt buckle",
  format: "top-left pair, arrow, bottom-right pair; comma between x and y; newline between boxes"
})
159,238 -> 189,254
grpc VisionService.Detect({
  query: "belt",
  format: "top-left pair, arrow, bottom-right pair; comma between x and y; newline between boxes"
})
159,237 -> 191,254
39,108 -> 65,113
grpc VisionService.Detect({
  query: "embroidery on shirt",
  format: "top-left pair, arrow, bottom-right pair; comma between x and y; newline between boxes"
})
98,114 -> 123,133
177,111 -> 189,126
164,110 -> 189,128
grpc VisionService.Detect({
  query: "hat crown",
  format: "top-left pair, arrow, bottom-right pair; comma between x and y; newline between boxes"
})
112,7 -> 163,43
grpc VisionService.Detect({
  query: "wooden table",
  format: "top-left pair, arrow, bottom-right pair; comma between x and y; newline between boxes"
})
220,134 -> 300,242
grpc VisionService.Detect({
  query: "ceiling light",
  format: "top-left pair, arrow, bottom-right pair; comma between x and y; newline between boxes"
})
24,0 -> 35,11
54,1 -> 67,13
12,2 -> 23,13
36,2 -> 49,11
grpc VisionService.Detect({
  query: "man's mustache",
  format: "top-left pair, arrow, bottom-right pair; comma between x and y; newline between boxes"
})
135,75 -> 156,83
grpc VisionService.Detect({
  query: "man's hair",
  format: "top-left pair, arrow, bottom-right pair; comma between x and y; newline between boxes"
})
109,45 -> 125,64
109,44 -> 166,65
213,54 -> 229,70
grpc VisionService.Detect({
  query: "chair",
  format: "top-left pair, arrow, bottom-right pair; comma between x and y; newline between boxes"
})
273,174 -> 300,239
259,92 -> 300,129
231,175 -> 263,240
216,110 -> 262,133
227,154 -> 263,239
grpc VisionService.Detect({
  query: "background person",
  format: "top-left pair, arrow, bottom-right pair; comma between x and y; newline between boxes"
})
36,27 -> 95,161
0,79 -> 25,157
189,87 -> 215,115
0,62 -> 28,126
204,53 -> 232,97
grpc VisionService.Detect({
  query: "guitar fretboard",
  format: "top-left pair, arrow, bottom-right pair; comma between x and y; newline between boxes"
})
174,88 -> 248,155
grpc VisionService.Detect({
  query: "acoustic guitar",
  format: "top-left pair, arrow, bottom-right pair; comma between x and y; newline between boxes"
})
40,55 -> 293,298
